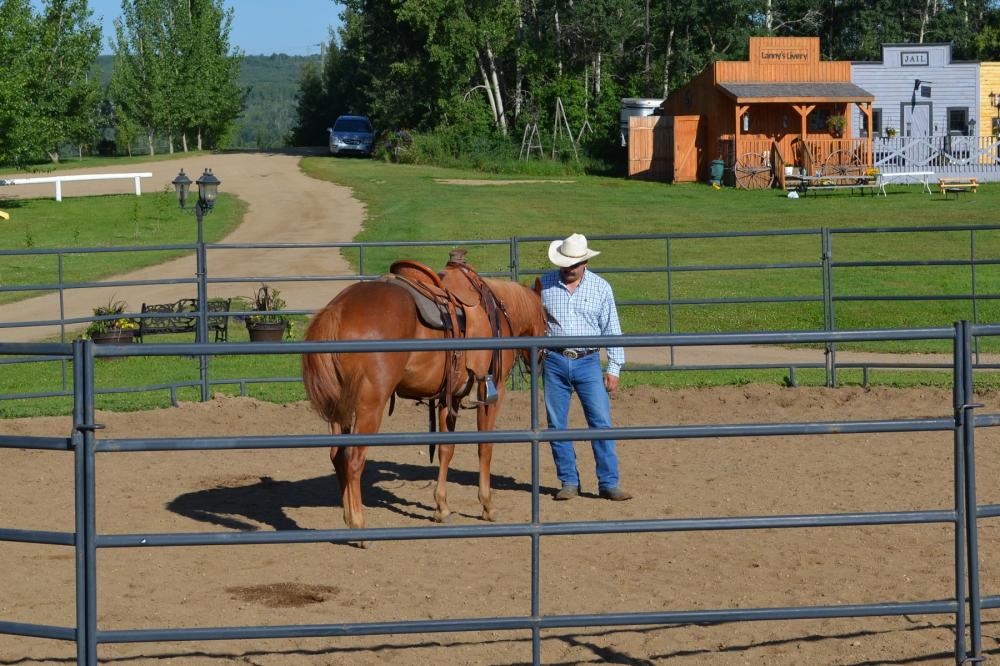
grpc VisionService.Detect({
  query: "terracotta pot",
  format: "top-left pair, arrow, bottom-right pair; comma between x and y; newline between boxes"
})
246,321 -> 287,342
90,328 -> 135,345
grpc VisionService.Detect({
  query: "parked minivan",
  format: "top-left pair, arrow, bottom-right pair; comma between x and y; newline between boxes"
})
327,115 -> 375,157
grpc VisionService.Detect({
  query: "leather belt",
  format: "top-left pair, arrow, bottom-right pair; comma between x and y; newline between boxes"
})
549,348 -> 598,360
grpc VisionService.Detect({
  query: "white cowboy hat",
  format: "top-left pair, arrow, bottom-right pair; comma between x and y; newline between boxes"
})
548,233 -> 600,267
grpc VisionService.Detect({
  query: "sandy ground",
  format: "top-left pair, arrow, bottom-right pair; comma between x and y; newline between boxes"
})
3,384 -> 1000,664
5,153 -> 1000,663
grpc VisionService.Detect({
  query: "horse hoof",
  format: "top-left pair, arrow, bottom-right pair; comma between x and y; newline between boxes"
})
482,509 -> 500,522
352,540 -> 373,549
433,512 -> 455,524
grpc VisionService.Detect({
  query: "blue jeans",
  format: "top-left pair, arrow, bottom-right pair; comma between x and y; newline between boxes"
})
543,351 -> 620,491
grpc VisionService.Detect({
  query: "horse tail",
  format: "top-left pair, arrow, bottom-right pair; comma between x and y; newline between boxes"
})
302,302 -> 360,427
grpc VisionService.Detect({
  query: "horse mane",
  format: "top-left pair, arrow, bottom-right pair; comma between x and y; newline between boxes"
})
484,278 -> 545,335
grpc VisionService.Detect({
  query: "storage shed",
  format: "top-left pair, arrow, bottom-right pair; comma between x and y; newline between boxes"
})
638,37 -> 875,188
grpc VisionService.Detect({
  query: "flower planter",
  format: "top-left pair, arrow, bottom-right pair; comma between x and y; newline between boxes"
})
246,321 -> 287,342
90,328 -> 135,345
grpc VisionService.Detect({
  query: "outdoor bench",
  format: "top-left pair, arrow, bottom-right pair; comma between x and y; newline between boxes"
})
138,298 -> 231,343
939,177 -> 977,198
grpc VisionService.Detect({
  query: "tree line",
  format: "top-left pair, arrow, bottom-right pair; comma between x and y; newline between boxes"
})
292,0 -> 1000,157
0,0 -> 244,166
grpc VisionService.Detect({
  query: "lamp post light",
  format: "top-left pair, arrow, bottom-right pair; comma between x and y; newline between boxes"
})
172,168 -> 221,401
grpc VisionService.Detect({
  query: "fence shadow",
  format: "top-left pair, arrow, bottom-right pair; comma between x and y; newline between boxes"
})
166,459 -> 550,531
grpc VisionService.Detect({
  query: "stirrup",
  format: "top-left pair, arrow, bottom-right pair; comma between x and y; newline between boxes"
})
464,375 -> 500,407
482,375 -> 499,404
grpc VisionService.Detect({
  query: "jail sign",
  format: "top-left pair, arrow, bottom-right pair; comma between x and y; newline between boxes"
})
901,51 -> 929,67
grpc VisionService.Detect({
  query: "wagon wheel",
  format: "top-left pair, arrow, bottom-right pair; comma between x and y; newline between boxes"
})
821,149 -> 864,178
734,152 -> 773,190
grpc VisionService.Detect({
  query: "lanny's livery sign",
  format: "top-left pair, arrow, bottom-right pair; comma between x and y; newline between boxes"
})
760,48 -> 809,63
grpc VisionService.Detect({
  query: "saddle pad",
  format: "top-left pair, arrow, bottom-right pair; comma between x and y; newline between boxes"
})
382,275 -> 465,332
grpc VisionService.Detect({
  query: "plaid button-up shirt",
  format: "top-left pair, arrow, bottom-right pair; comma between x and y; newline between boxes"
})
539,269 -> 625,376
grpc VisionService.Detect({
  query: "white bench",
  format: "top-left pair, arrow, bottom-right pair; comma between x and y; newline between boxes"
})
0,172 -> 153,202
877,171 -> 934,196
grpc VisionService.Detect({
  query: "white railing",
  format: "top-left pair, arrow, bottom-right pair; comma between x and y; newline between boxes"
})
0,172 -> 153,202
872,136 -> 1000,173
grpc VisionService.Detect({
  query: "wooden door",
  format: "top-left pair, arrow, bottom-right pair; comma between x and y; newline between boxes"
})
672,115 -> 703,182
628,116 -> 670,180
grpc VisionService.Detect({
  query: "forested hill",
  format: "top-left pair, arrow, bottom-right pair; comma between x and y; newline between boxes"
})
95,54 -> 319,149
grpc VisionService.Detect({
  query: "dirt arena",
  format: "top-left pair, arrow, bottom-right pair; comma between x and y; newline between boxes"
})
3,384 -> 1000,664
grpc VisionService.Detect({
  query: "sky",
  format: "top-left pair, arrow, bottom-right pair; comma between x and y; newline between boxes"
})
33,0 -> 343,56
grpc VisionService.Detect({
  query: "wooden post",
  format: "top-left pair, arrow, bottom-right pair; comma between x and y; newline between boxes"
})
793,104 -> 815,140
735,105 -> 749,161
856,102 -> 874,167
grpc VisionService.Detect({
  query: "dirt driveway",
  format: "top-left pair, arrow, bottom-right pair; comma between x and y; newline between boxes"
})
0,150 -> 363,342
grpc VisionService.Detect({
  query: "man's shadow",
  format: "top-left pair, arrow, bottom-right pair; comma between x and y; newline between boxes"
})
167,459 -> 552,532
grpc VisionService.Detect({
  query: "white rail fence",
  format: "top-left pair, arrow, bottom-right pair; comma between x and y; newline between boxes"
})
0,172 -> 153,202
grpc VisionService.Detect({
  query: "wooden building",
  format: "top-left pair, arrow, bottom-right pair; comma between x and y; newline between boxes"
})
851,44 -> 980,139
980,62 -> 1000,139
633,37 -> 875,188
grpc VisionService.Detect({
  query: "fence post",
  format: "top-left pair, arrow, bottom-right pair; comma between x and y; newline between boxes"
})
529,340 -> 541,666
72,339 -> 99,665
195,207 -> 209,402
821,228 -> 835,387
510,236 -> 520,282
666,237 -> 676,367
970,230 -> 981,363
958,320 -> 983,661
952,322 -> 971,664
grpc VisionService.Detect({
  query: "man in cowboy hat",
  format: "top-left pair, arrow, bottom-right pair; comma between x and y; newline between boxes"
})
537,233 -> 631,501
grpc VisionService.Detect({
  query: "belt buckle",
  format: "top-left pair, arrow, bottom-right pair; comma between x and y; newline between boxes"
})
562,349 -> 579,359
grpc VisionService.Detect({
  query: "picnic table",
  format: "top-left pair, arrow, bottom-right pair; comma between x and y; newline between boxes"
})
877,171 -> 934,196
786,173 -> 879,196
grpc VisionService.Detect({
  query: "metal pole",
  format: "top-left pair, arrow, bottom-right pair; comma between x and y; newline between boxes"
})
960,320 -> 983,660
82,340 -> 98,665
530,342 -> 541,666
666,237 -> 675,367
72,341 -> 87,666
952,322 -> 969,664
196,204 -> 209,402
821,228 -> 835,387
510,236 -> 520,282
970,231 -> 981,363
60,253 -> 68,392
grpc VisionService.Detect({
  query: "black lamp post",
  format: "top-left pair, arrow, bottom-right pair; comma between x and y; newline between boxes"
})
172,168 -> 221,401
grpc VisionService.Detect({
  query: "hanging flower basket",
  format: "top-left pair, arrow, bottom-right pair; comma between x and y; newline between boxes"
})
90,328 -> 136,345
246,320 -> 288,342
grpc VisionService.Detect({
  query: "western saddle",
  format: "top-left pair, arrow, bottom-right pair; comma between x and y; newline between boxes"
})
382,249 -> 511,416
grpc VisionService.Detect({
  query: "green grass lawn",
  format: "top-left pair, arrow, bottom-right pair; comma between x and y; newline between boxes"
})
4,157 -> 1000,417
0,191 -> 245,305
302,158 -> 1000,352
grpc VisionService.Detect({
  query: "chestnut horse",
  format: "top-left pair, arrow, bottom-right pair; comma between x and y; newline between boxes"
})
302,266 -> 546,536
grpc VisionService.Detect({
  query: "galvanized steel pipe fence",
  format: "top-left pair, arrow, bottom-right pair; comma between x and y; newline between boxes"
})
0,324 -> 997,664
3,225 -> 1000,403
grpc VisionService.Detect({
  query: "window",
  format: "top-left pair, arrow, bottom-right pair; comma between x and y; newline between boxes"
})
808,108 -> 831,132
861,109 -> 883,136
948,108 -> 969,135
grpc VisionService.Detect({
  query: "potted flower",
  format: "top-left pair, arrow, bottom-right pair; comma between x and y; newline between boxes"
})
827,114 -> 847,137
85,298 -> 139,344
244,284 -> 290,342
885,126 -> 897,138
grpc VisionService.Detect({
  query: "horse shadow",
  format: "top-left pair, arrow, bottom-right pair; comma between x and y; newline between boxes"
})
167,459 -> 554,532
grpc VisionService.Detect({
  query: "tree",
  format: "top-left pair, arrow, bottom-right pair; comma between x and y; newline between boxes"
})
110,0 -> 245,155
0,0 -> 100,165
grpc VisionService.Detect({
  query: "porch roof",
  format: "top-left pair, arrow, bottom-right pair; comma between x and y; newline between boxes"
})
718,82 -> 875,104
